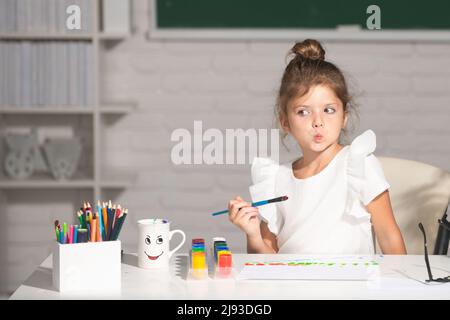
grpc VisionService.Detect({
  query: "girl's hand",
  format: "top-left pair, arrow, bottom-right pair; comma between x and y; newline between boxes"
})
228,196 -> 261,238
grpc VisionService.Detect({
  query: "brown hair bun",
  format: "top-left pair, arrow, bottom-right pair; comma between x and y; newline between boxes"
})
291,39 -> 325,61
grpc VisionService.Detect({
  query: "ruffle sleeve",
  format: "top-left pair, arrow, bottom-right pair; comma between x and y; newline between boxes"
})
248,157 -> 281,235
345,130 -> 390,219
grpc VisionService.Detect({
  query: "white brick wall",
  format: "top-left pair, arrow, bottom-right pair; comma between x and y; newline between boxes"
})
2,0 -> 450,296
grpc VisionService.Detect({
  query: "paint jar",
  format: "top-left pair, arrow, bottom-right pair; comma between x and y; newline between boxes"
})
188,238 -> 208,280
212,237 -> 234,279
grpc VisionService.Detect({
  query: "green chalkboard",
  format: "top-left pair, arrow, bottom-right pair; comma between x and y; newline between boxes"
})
156,0 -> 450,30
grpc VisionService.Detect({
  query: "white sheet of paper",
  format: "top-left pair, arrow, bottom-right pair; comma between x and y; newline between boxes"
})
237,257 -> 380,281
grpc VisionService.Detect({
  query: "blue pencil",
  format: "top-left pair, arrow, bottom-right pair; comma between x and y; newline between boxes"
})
59,227 -> 64,243
97,201 -> 105,241
73,225 -> 78,243
212,196 -> 288,216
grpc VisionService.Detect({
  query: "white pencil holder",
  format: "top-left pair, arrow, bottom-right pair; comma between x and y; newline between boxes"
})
52,240 -> 121,293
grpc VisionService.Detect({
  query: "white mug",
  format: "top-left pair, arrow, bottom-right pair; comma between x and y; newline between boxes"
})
137,219 -> 186,269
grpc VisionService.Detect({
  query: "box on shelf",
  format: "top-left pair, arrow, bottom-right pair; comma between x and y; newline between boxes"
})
52,240 -> 121,293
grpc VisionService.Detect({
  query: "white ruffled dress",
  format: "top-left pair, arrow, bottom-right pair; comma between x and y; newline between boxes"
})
249,130 -> 390,254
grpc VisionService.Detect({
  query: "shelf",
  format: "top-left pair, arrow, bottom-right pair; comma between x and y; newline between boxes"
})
0,175 -> 95,189
0,106 -> 95,114
0,103 -> 136,115
0,1 -> 136,200
0,33 -> 130,41
0,170 -> 136,190
0,33 -> 94,40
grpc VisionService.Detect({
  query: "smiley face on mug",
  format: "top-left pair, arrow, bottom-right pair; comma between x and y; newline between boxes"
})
143,234 -> 165,261
137,219 -> 186,269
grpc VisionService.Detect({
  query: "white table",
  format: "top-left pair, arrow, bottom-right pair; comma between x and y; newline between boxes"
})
9,253 -> 450,300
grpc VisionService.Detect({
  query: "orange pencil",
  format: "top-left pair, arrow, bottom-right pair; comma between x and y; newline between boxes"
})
96,213 -> 102,242
91,216 -> 97,242
102,203 -> 108,239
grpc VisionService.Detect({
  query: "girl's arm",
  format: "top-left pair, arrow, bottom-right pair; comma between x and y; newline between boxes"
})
247,221 -> 278,254
367,190 -> 407,254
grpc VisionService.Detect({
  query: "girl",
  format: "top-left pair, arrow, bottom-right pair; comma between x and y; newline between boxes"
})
228,39 -> 406,255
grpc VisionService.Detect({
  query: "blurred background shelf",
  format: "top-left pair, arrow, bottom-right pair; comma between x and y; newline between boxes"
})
0,103 -> 136,115
0,33 -> 95,40
0,0 -> 135,199
0,106 -> 96,114
0,33 -> 129,41
0,171 -> 136,189
0,173 -> 95,189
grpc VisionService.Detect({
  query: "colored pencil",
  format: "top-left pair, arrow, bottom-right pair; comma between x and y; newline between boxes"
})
107,205 -> 114,241
96,213 -> 102,242
102,203 -> 108,240
110,210 -> 127,241
90,216 -> 96,242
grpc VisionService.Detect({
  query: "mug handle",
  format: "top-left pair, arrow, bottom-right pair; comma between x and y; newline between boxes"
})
168,229 -> 186,259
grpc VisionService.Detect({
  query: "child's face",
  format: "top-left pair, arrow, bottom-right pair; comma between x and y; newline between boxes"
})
281,84 -> 347,154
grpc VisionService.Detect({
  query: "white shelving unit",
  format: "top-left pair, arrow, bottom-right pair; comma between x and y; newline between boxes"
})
0,0 -> 136,199
0,33 -> 130,41
0,103 -> 136,115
